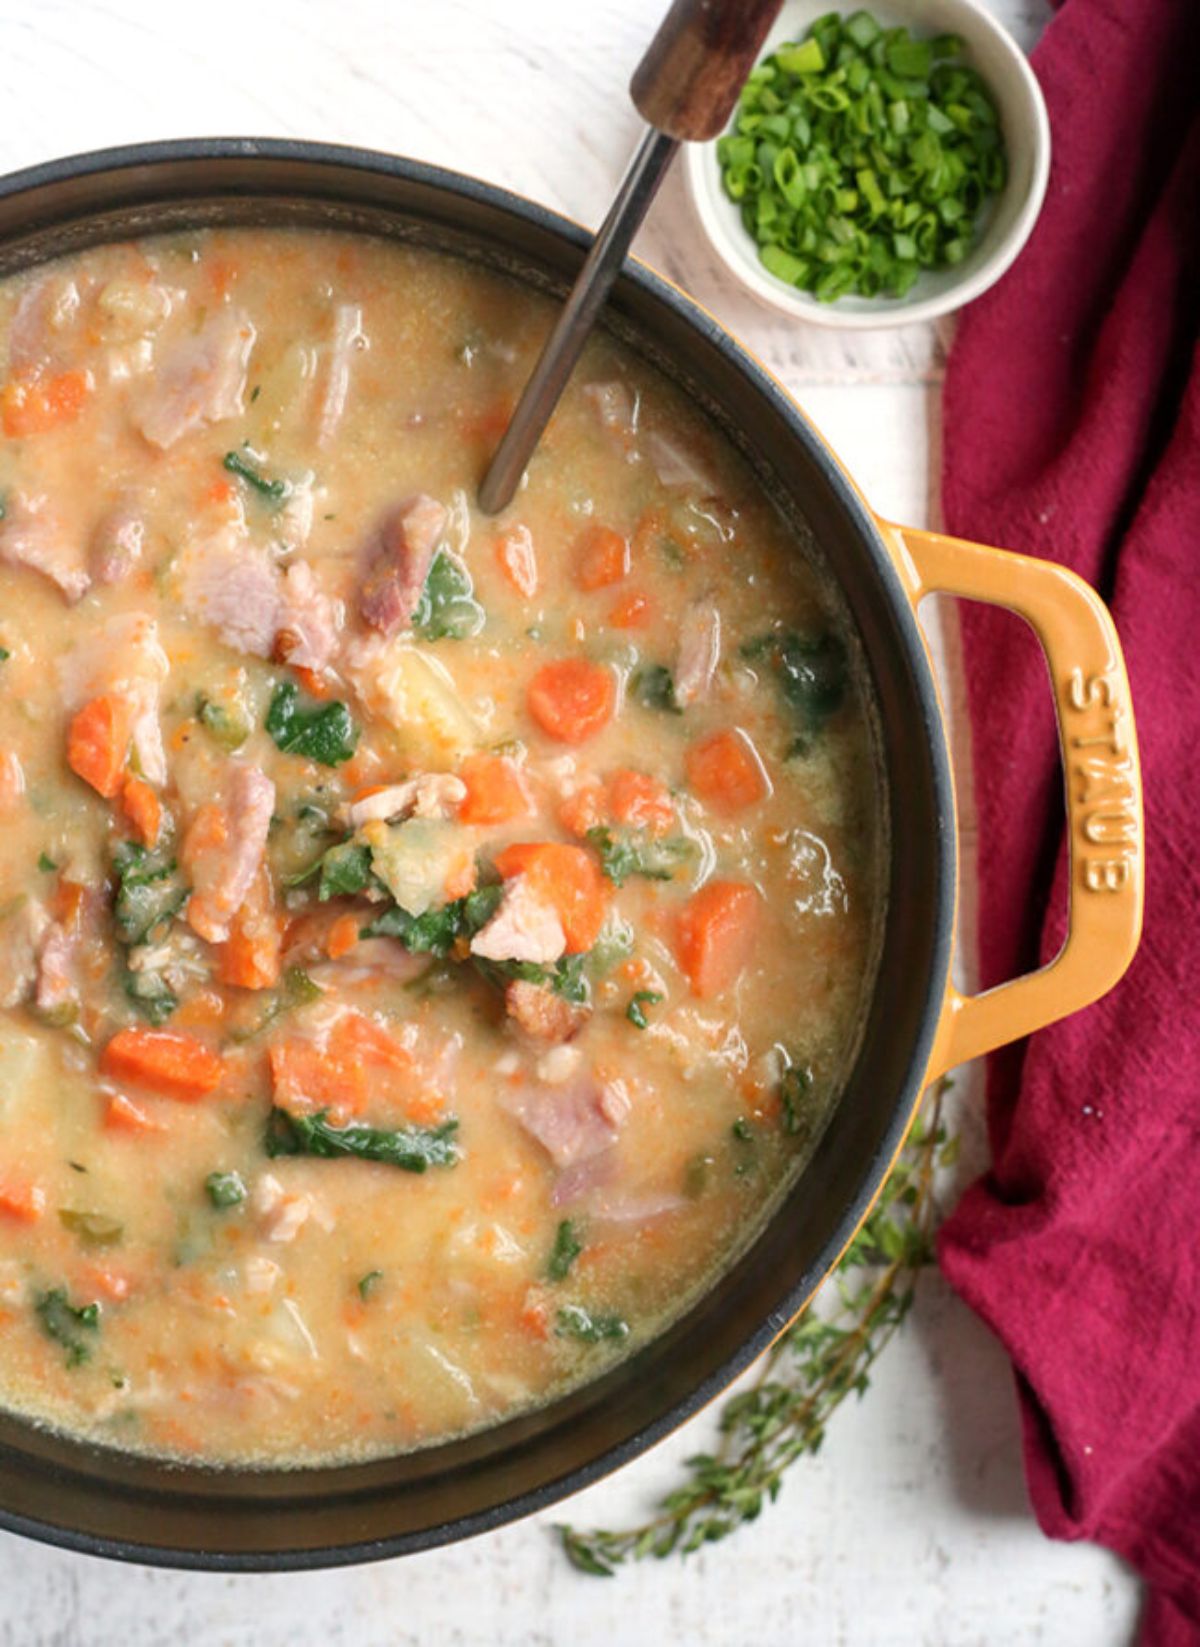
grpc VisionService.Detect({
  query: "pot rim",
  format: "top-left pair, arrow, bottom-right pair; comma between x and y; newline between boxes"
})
0,137 -> 957,1569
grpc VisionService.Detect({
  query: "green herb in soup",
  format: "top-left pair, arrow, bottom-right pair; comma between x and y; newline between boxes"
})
0,227 -> 878,1470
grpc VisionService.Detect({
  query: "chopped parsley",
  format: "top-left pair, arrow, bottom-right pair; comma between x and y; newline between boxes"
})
223,448 -> 290,504
555,1305 -> 630,1345
357,1269 -> 384,1301
37,852 -> 57,872
35,1288 -> 100,1368
626,990 -> 663,1030
780,1064 -> 813,1137
547,1219 -> 584,1282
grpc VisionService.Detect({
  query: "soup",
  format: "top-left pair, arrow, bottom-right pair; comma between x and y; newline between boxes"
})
0,229 -> 880,1466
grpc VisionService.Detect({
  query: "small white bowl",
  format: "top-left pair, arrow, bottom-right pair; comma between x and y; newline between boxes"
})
684,0 -> 1050,329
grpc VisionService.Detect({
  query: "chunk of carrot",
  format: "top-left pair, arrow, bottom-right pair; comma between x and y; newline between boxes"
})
99,1027 -> 224,1100
684,728 -> 771,815
574,524 -> 630,591
121,775 -> 163,847
67,694 -> 130,799
609,769 -> 674,836
558,781 -> 606,838
104,1092 -> 166,1134
675,880 -> 761,998
493,841 -> 609,953
270,1012 -> 414,1120
326,912 -> 362,961
494,525 -> 538,599
608,589 -> 654,629
217,914 -> 283,991
291,664 -> 333,700
0,1179 -> 46,1223
527,658 -> 615,744
1,369 -> 91,438
458,754 -> 533,826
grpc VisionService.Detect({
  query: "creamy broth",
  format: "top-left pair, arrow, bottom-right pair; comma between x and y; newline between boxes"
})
0,229 -> 880,1465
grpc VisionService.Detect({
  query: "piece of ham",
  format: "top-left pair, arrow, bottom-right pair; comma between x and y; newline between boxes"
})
184,763 -> 275,945
582,380 -> 638,447
34,922 -> 79,1022
0,491 -> 89,603
89,498 -> 145,586
505,979 -> 586,1045
316,303 -> 365,446
9,274 -> 85,376
673,597 -> 721,708
181,534 -> 340,668
275,560 -> 341,672
0,900 -> 50,1009
135,308 -> 255,449
343,773 -> 466,830
646,428 -> 718,495
470,877 -> 565,965
499,1073 -> 629,1169
359,494 -> 447,637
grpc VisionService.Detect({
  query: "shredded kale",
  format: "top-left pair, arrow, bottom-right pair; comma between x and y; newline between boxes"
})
780,1064 -> 814,1137
35,1288 -> 101,1367
37,852 -> 57,873
362,883 -> 503,956
473,951 -> 590,1006
227,966 -> 323,1045
265,1109 -> 461,1173
555,1305 -> 630,1344
265,682 -> 359,767
111,841 -> 187,1024
547,1219 -> 584,1282
315,840 -> 377,900
357,1269 -> 384,1300
413,550 -> 485,642
742,629 -> 847,733
112,842 -> 187,947
586,826 -> 692,888
630,664 -> 683,715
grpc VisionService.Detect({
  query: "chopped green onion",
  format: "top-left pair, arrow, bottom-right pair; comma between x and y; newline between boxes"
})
719,12 -> 1006,303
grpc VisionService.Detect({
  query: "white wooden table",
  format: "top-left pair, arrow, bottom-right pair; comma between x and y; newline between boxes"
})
0,2 -> 1140,1641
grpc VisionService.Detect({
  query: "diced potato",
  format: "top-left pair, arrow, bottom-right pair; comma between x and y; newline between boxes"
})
0,1024 -> 48,1125
370,645 -> 480,761
364,818 -> 472,915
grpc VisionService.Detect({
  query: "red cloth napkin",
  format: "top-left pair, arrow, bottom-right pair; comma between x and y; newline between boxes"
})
934,0 -> 1200,1641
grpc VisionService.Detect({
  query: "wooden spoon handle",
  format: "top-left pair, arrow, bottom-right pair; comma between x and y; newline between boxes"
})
631,0 -> 786,141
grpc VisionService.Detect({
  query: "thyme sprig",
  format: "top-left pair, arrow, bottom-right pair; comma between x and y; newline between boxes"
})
559,1079 -> 954,1576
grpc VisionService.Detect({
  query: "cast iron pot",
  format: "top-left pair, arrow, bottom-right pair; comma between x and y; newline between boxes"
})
0,139 -> 1145,1569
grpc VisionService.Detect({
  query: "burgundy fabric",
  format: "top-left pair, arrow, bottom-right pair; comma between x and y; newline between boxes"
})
934,1 -> 1200,1641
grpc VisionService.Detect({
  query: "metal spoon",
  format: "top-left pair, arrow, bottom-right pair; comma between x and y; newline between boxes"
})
478,0 -> 784,515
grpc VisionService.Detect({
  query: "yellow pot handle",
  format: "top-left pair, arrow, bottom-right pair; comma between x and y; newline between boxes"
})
881,522 -> 1145,1082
